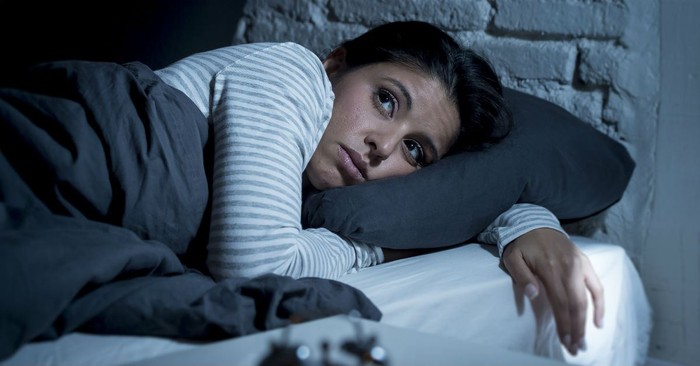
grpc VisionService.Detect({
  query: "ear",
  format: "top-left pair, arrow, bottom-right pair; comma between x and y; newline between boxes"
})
323,47 -> 347,77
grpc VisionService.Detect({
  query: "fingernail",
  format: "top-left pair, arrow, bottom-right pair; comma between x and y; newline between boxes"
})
578,339 -> 587,351
562,334 -> 576,355
524,283 -> 538,299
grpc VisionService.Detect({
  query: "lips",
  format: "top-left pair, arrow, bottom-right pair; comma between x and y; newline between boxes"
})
338,145 -> 367,184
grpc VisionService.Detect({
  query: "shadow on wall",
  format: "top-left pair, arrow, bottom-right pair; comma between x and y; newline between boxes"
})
0,0 -> 244,85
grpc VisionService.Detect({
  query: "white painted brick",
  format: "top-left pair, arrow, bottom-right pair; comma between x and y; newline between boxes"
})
452,30 -> 485,49
493,0 -> 628,38
603,90 -> 633,129
244,0 -> 327,23
242,18 -> 367,56
579,41 -> 624,86
553,89 -> 605,128
615,51 -> 659,99
331,0 -> 491,30
457,35 -> 577,83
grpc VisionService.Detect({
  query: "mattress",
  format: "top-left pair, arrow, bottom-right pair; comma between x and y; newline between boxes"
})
340,236 -> 652,366
1,236 -> 651,366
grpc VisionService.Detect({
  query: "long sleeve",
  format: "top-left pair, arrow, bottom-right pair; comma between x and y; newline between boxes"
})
476,203 -> 568,257
156,42 -> 382,281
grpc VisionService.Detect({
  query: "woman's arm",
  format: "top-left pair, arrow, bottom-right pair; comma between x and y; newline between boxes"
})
384,203 -> 567,262
478,203 -> 604,356
501,228 -> 604,356
158,43 -> 383,280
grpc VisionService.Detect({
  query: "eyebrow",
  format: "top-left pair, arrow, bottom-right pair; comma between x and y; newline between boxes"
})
383,77 -> 412,110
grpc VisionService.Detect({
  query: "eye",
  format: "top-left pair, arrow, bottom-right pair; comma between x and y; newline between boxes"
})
403,139 -> 426,167
375,89 -> 397,117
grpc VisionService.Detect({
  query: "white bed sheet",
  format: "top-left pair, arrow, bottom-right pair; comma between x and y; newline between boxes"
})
339,236 -> 653,366
1,236 -> 651,366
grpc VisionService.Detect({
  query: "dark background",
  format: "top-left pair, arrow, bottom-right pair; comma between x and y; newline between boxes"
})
0,0 -> 245,85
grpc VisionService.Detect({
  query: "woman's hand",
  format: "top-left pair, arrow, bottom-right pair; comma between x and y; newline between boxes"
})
502,228 -> 604,356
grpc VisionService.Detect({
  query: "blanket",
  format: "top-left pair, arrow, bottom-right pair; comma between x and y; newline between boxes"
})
0,60 -> 381,361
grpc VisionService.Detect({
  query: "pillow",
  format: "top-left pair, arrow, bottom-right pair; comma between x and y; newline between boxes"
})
301,88 -> 635,249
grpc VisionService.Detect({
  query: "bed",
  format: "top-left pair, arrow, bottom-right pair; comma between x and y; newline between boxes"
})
1,235 -> 650,366
0,52 -> 648,365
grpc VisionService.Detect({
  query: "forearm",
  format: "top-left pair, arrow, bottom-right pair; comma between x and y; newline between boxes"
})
208,228 -> 383,280
477,203 -> 567,257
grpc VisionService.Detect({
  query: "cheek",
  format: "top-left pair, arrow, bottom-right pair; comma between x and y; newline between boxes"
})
372,156 -> 417,180
305,151 -> 335,190
323,110 -> 368,149
331,85 -> 374,133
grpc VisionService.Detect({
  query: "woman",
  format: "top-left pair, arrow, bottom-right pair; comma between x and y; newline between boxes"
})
155,21 -> 601,355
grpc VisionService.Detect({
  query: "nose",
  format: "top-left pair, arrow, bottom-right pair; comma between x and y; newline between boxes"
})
366,130 -> 402,164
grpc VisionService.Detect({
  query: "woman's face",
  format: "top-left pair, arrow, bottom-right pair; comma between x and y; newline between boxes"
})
304,51 -> 460,191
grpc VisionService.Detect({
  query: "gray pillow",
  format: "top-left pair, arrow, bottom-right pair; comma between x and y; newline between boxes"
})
302,88 -> 635,249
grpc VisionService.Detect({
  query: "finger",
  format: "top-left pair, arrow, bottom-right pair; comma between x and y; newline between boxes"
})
539,269 -> 575,355
583,257 -> 605,329
565,256 -> 588,354
502,249 -> 539,299
505,244 -> 577,354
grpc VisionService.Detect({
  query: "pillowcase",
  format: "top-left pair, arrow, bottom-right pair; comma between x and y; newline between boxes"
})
301,88 -> 635,249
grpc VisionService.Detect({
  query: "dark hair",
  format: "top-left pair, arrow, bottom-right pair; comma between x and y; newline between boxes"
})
338,21 -> 513,153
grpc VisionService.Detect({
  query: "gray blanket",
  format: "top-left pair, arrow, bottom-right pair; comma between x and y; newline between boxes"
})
0,60 -> 380,361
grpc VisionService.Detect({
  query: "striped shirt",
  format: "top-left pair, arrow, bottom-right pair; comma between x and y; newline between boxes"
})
155,42 -> 565,280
